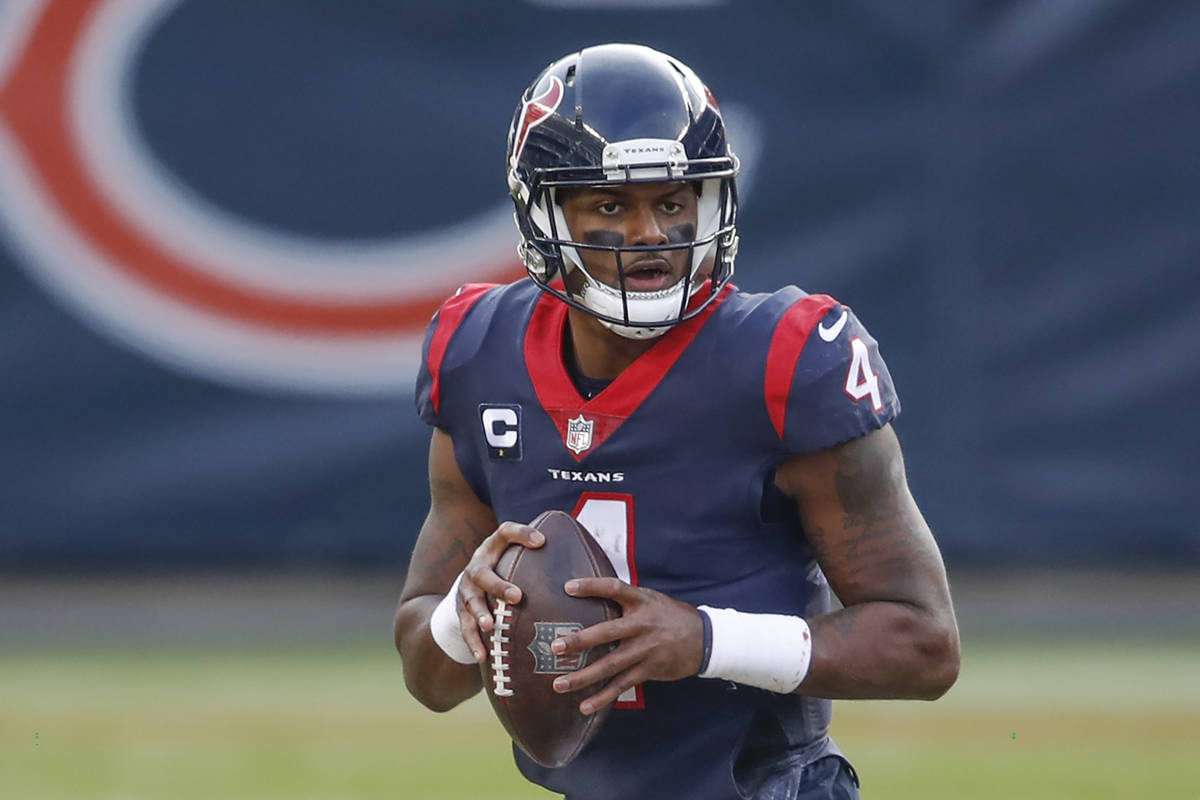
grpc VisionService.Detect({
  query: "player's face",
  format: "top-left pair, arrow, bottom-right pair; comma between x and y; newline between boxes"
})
560,182 -> 699,293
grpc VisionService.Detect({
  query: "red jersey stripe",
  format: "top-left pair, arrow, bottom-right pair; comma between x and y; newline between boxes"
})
764,294 -> 839,440
427,284 -> 497,415
525,283 -> 732,459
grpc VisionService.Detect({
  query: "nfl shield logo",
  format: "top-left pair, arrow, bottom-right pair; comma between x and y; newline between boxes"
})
565,415 -> 594,454
528,622 -> 588,673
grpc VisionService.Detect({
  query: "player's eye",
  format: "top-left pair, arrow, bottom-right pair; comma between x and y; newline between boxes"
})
596,202 -> 620,215
660,200 -> 683,214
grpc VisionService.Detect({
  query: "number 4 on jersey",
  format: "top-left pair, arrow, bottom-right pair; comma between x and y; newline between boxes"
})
572,493 -> 644,709
844,337 -> 884,412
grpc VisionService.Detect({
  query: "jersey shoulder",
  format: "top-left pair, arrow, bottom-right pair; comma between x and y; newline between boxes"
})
713,285 -> 838,345
716,285 -> 901,454
414,280 -> 540,426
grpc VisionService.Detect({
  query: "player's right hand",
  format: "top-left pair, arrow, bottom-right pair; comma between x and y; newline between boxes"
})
457,521 -> 546,663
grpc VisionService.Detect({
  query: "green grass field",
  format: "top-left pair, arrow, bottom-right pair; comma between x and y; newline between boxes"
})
4,636 -> 1198,799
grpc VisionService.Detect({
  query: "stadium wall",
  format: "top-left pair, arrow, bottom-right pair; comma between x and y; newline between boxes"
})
1,0 -> 1196,568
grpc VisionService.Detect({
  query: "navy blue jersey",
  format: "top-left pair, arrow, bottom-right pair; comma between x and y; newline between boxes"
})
415,279 -> 898,800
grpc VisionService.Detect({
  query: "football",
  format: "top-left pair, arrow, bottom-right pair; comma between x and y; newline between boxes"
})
482,509 -> 621,768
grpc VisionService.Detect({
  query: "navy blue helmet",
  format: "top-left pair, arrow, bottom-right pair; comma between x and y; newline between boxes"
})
506,44 -> 739,339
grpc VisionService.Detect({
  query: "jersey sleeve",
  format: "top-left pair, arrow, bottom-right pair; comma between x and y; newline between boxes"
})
764,296 -> 900,454
413,318 -> 443,428
413,284 -> 497,428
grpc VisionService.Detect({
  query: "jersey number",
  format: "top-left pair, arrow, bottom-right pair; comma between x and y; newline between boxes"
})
572,493 -> 643,709
844,337 -> 884,412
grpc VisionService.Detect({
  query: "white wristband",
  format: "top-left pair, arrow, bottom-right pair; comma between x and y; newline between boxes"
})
697,606 -> 813,693
429,572 -> 476,665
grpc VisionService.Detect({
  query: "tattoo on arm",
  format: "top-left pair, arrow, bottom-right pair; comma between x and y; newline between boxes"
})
426,512 -> 493,584
815,431 -> 942,610
833,440 -> 898,529
824,437 -> 917,581
821,605 -> 864,637
428,536 -> 470,585
806,525 -> 832,564
785,427 -> 959,698
462,514 -> 490,543
403,509 -> 494,601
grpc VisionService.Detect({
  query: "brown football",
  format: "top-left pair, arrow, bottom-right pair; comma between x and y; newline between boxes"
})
481,509 -> 621,768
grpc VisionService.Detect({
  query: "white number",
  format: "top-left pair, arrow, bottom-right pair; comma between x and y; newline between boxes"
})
573,493 -> 642,708
844,337 -> 883,412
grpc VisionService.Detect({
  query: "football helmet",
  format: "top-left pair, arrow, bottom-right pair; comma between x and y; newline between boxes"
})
506,43 -> 739,339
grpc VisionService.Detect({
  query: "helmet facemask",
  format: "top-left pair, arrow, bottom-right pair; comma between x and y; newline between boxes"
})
513,148 -> 739,339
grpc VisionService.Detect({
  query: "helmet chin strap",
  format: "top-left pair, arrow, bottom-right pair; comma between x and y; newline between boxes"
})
578,274 -> 690,340
598,318 -> 670,340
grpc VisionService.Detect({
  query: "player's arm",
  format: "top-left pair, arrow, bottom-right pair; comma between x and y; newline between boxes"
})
774,423 -> 960,700
394,428 -> 544,712
552,424 -> 958,712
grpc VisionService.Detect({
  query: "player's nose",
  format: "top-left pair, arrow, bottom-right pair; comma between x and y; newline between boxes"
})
624,203 -> 669,247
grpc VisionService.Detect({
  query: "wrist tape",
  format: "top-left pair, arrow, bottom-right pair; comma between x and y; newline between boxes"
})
696,606 -> 813,693
429,572 -> 477,665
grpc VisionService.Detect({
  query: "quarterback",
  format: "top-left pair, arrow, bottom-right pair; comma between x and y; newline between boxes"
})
395,43 -> 959,799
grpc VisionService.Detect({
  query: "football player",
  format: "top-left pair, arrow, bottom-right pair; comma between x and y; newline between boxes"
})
395,43 -> 959,799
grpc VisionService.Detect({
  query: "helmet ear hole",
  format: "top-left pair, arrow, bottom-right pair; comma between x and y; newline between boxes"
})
518,241 -> 547,278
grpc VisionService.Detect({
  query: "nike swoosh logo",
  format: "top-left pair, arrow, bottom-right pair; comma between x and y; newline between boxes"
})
818,310 -> 848,342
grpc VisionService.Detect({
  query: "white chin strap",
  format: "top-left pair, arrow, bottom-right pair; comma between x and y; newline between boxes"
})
579,276 -> 690,340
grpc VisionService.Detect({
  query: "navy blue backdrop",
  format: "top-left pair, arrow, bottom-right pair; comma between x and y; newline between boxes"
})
1,0 -> 1196,569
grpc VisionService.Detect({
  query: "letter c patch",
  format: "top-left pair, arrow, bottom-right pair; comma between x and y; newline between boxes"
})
479,404 -> 522,461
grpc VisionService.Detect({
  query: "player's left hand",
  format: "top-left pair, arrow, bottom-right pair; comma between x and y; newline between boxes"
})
548,577 -> 704,715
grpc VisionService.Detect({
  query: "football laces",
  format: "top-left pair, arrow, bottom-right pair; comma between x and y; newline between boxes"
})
490,598 -> 514,697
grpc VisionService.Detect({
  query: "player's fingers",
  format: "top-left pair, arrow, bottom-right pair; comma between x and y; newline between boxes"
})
458,564 -> 506,635
456,574 -> 496,649
552,617 -> 633,654
455,602 -> 488,663
551,643 -> 639,695
492,521 -> 545,549
578,667 -> 645,716
564,577 -> 640,605
468,522 -> 544,605
463,559 -> 522,607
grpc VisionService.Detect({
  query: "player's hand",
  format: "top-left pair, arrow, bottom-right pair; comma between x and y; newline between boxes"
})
548,578 -> 704,715
456,521 -> 546,663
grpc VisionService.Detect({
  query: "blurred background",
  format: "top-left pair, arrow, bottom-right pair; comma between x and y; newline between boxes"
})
2,1 -> 1197,798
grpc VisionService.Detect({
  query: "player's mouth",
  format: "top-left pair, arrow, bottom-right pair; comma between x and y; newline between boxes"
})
620,257 -> 676,292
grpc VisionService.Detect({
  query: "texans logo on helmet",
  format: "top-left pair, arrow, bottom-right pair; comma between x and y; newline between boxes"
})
0,0 -> 523,394
508,75 -> 564,175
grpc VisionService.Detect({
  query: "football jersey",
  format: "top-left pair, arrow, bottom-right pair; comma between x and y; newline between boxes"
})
415,279 -> 899,800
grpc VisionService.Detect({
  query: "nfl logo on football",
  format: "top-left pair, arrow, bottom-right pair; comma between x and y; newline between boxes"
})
529,622 -> 588,673
565,415 -> 594,455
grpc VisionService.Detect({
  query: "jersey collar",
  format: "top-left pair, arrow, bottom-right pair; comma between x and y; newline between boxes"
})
524,282 -> 732,460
